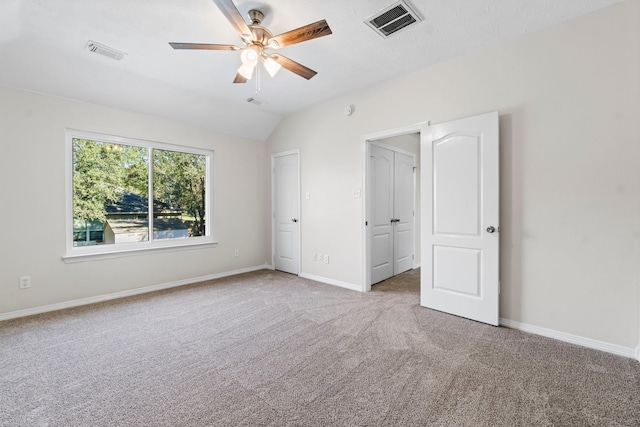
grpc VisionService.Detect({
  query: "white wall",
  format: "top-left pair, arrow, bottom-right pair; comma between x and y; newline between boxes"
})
0,86 -> 270,315
267,1 -> 640,349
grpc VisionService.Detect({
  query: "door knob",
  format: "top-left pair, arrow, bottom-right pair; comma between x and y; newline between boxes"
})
486,226 -> 496,233
292,219 -> 298,223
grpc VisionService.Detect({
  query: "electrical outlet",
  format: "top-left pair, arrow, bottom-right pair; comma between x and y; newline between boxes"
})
234,249 -> 239,257
318,252 -> 323,262
323,254 -> 329,264
312,253 -> 317,261
19,276 -> 31,289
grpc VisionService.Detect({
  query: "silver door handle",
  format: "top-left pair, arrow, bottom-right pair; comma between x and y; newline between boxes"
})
486,226 -> 496,233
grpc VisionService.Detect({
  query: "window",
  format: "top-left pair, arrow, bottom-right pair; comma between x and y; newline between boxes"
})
65,129 -> 215,261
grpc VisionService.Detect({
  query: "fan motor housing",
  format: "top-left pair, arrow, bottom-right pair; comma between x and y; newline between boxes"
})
249,25 -> 272,46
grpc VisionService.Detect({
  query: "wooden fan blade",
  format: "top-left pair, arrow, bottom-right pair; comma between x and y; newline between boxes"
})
169,42 -> 239,51
233,73 -> 248,83
272,54 -> 317,80
212,0 -> 251,37
269,20 -> 332,48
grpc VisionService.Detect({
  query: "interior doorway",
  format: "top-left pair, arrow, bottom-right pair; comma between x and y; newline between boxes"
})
363,113 -> 499,326
363,125 -> 423,291
369,143 -> 415,284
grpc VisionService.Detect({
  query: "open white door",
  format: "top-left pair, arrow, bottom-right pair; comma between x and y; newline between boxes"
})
370,145 -> 394,284
421,112 -> 499,326
273,152 -> 299,275
393,151 -> 414,275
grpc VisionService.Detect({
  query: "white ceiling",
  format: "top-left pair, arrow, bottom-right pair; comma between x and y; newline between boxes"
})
0,0 -> 625,140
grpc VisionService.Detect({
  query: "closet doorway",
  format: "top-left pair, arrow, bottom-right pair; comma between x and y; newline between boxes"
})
366,132 -> 420,287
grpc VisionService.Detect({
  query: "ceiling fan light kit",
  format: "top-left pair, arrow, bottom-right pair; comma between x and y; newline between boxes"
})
240,46 -> 260,67
237,63 -> 255,80
169,0 -> 333,90
262,55 -> 282,77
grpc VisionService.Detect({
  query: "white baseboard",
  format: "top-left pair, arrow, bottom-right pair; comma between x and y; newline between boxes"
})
636,346 -> 640,363
0,264 -> 271,322
500,318 -> 637,360
299,273 -> 362,292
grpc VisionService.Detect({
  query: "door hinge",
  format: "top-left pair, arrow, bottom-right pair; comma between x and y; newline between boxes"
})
365,221 -> 368,226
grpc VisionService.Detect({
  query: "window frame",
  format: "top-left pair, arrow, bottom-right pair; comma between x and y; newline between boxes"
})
64,129 -> 217,263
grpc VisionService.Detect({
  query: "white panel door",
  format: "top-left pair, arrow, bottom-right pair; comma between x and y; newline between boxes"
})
274,153 -> 299,274
393,151 -> 414,275
370,145 -> 394,284
421,112 -> 499,326
370,145 -> 415,284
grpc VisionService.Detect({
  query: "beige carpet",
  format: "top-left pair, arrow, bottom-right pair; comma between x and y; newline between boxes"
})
0,269 -> 638,426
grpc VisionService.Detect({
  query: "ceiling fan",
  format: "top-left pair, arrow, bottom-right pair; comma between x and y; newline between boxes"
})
169,0 -> 333,84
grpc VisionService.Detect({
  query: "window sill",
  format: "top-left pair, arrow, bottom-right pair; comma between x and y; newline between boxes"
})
62,239 -> 219,263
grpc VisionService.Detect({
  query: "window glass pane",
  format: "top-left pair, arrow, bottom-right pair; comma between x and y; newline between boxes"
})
67,131 -> 213,258
153,149 -> 206,240
72,139 -> 149,246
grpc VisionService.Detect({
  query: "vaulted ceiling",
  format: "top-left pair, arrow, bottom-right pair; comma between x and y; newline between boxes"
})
0,0 -> 625,140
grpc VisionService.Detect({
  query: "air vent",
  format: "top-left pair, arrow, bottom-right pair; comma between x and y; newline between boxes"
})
247,97 -> 267,107
85,41 -> 126,61
365,0 -> 422,38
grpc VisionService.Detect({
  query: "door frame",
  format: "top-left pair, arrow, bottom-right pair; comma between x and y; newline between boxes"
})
271,149 -> 301,275
362,122 -> 428,291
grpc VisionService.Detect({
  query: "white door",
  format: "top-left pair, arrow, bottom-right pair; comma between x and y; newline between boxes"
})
421,112 -> 499,325
370,145 -> 394,284
393,151 -> 414,275
273,152 -> 299,274
370,145 -> 414,284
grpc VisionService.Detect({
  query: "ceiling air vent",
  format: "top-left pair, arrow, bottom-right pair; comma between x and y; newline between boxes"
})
365,0 -> 422,38
85,41 -> 126,61
247,97 -> 267,107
